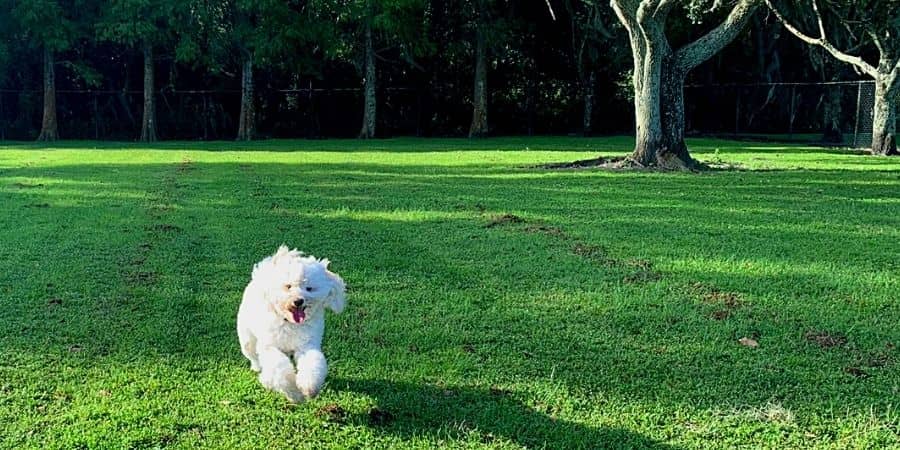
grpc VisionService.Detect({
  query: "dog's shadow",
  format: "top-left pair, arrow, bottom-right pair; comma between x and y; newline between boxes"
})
328,378 -> 678,449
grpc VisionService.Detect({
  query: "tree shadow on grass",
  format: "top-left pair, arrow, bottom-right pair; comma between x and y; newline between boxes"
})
1,159 -> 898,444
331,378 -> 679,449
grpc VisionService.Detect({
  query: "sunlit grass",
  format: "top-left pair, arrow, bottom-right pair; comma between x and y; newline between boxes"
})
1,137 -> 898,449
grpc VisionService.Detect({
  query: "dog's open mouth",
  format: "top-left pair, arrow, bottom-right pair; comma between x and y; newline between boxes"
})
291,306 -> 307,324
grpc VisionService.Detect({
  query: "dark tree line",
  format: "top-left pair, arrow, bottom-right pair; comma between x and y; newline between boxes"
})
0,0 -> 896,160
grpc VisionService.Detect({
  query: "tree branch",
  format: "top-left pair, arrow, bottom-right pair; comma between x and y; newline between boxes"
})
675,0 -> 761,71
764,0 -> 878,77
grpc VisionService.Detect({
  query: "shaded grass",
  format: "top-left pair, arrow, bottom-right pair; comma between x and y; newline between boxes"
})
0,137 -> 898,448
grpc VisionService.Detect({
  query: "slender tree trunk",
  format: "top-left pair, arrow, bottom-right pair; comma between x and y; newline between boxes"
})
468,4 -> 489,138
37,47 -> 58,142
237,54 -> 255,141
871,76 -> 898,155
358,14 -> 376,139
140,43 -> 157,142
581,71 -> 595,136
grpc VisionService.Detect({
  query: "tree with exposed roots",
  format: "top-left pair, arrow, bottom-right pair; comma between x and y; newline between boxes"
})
610,0 -> 761,170
765,0 -> 899,156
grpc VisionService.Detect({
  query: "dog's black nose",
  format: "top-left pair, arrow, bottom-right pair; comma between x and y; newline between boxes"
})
293,298 -> 305,308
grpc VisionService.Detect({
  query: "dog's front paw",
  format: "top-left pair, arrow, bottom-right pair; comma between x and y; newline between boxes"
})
294,349 -> 328,399
283,387 -> 306,403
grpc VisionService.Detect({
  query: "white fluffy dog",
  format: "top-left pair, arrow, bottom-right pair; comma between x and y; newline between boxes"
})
237,246 -> 346,403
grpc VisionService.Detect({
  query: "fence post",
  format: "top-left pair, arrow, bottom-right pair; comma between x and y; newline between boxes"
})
0,91 -> 4,140
93,92 -> 99,140
853,81 -> 863,148
788,85 -> 796,137
734,88 -> 741,136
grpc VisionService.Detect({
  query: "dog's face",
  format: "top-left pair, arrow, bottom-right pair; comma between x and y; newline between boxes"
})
254,246 -> 346,324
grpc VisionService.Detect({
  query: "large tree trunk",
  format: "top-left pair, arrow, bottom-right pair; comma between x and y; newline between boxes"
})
37,47 -> 58,142
358,14 -> 376,139
630,46 -> 665,166
237,55 -> 255,141
140,43 -> 157,142
582,70 -> 595,136
613,0 -> 759,170
871,76 -> 898,156
659,64 -> 697,168
468,4 -> 489,138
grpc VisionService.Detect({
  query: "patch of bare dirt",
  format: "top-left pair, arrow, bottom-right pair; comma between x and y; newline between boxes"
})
571,243 -> 613,264
537,156 -> 716,172
689,283 -> 743,308
12,182 -> 44,188
316,404 -> 347,423
484,213 -> 525,228
805,331 -> 848,349
536,156 -> 626,170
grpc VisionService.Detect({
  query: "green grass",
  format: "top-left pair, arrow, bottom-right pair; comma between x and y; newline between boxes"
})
1,137 -> 898,449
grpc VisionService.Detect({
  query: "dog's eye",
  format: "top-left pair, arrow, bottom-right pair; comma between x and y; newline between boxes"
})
305,286 -> 316,292
283,283 -> 292,290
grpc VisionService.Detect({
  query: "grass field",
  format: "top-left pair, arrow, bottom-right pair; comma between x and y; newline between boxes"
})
1,137 -> 898,449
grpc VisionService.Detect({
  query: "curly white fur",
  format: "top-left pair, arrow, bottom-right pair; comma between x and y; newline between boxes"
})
237,245 -> 346,403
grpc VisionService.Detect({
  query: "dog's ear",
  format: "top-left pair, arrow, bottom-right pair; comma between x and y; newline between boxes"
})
272,245 -> 302,264
321,259 -> 346,314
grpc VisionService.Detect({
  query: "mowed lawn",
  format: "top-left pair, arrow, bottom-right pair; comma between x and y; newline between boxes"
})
0,137 -> 898,449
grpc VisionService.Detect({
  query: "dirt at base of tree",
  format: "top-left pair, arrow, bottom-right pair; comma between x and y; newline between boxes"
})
535,156 -> 713,172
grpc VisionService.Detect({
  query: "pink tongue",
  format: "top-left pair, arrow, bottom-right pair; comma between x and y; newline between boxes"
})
292,308 -> 306,323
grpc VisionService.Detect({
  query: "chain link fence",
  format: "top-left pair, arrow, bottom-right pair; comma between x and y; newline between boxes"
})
0,81 -> 893,143
684,80 -> 886,148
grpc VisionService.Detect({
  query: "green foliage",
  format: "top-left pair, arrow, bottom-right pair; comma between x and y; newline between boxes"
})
1,138 -> 899,448
11,0 -> 81,51
771,0 -> 900,62
322,0 -> 432,70
96,0 -> 180,48
60,60 -> 102,88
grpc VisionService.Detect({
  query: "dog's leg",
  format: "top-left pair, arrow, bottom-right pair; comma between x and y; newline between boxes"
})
294,348 -> 328,399
257,347 -> 304,403
237,327 -> 260,372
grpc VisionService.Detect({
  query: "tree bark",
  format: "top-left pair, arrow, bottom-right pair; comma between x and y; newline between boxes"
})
468,2 -> 489,138
37,47 -> 58,142
582,71 -> 595,136
871,77 -> 898,155
630,43 -> 665,166
140,42 -> 157,142
659,64 -> 693,167
358,13 -> 376,139
612,0 -> 759,170
237,54 -> 255,141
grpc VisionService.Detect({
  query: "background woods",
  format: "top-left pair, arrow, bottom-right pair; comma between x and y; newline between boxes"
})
0,0 -> 897,155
